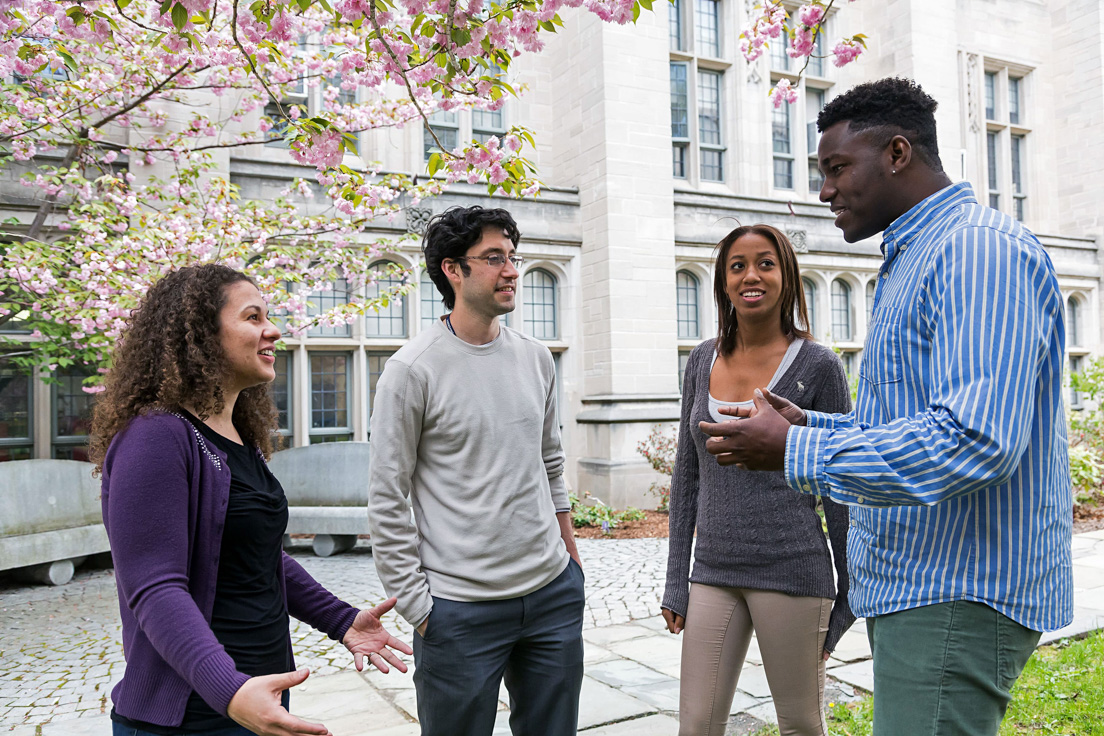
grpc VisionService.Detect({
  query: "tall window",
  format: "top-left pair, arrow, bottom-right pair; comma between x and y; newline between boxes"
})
53,365 -> 95,461
694,0 -> 720,57
424,108 -> 459,161
420,270 -> 448,328
679,350 -> 692,391
772,99 -> 793,189
802,278 -> 818,335
676,271 -> 701,339
983,64 -> 1030,221
523,269 -> 558,339
0,358 -> 33,462
1068,296 -> 1082,347
670,63 -> 690,179
1070,355 -> 1084,410
865,280 -> 876,328
831,279 -> 852,341
668,2 -> 725,183
365,262 -> 407,338
309,353 -> 352,443
698,70 -> 724,181
308,279 -> 351,337
669,0 -> 684,51
273,351 -> 292,437
806,88 -> 826,192
472,107 -> 505,145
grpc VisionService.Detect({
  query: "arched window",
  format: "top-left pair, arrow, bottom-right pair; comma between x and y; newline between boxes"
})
420,270 -> 448,329
364,262 -> 407,338
866,280 -> 876,327
1068,296 -> 1082,348
831,279 -> 852,341
802,278 -> 818,335
308,278 -> 351,337
676,270 -> 701,339
523,269 -> 558,339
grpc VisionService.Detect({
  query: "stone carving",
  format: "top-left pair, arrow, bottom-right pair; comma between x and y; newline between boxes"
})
787,229 -> 808,253
406,206 -> 433,234
966,53 -> 980,133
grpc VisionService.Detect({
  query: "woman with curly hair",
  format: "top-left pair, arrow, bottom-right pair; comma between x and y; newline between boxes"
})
92,264 -> 412,736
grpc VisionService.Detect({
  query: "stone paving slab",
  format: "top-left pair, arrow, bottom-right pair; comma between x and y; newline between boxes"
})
4,532 -> 1104,734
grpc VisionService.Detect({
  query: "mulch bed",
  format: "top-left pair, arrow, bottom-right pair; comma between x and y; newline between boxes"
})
1074,491 -> 1104,534
573,510 -> 669,539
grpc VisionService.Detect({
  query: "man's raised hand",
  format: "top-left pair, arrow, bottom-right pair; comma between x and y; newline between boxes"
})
699,389 -> 794,470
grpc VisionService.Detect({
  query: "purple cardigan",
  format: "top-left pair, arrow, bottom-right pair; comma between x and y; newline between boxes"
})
101,411 -> 359,726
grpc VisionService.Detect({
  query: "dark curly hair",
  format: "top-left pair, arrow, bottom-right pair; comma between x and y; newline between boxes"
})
90,264 -> 278,473
714,224 -> 813,357
422,205 -> 521,310
817,77 -> 943,171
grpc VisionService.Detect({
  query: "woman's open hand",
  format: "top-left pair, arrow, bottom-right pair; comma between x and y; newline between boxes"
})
342,597 -> 414,673
227,669 -> 330,736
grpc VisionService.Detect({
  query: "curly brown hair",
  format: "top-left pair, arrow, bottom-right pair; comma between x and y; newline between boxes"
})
89,264 -> 278,473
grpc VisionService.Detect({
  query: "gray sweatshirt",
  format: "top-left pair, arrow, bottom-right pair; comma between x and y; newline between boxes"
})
662,338 -> 856,652
368,318 -> 570,627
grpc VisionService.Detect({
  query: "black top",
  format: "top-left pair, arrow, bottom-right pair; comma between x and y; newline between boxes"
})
112,411 -> 291,733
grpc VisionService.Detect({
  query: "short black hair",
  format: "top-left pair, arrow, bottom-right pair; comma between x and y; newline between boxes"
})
422,206 -> 521,310
817,77 -> 943,171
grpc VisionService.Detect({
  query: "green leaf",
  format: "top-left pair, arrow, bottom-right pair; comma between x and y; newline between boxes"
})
66,7 -> 86,25
158,0 -> 173,15
539,20 -> 556,32
171,2 -> 188,30
427,152 -> 441,176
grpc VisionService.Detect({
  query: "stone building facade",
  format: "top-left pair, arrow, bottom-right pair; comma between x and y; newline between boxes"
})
2,0 -> 1102,509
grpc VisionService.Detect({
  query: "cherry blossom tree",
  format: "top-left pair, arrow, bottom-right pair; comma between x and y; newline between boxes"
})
0,0 -> 860,385
740,0 -> 866,108
0,0 -> 641,381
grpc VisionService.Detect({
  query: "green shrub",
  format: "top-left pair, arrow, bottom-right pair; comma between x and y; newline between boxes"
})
569,492 -> 646,534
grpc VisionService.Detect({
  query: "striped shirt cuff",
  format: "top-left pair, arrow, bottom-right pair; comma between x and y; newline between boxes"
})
785,425 -> 832,497
804,410 -> 839,430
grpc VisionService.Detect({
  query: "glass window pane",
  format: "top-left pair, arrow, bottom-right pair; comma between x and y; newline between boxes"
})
773,158 -> 793,190
802,278 -> 817,334
670,63 -> 689,140
697,71 -> 722,146
673,144 -> 687,179
365,263 -> 407,338
1071,355 -> 1083,408
1008,77 -> 1021,125
678,350 -> 691,391
772,99 -> 791,154
420,271 -> 448,328
273,351 -> 292,432
676,271 -> 700,339
694,0 -> 719,57
308,278 -> 351,337
771,25 -> 790,71
701,149 -> 724,181
831,279 -> 852,341
669,0 -> 683,51
1069,298 -> 1081,347
1011,135 -> 1024,194
866,280 -> 876,327
523,269 -> 558,340
807,29 -> 825,77
0,358 -> 32,443
984,72 -> 997,120
986,131 -> 1000,209
310,353 -> 350,432
54,366 -> 95,439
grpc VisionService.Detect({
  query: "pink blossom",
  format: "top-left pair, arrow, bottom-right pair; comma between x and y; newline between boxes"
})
831,38 -> 864,67
797,4 -> 825,28
770,79 -> 799,108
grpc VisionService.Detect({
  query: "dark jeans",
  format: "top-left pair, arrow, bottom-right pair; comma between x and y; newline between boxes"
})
867,600 -> 1040,736
112,724 -> 254,736
413,558 -> 586,736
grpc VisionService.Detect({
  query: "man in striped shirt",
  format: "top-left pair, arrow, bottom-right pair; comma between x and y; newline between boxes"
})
701,77 -> 1073,735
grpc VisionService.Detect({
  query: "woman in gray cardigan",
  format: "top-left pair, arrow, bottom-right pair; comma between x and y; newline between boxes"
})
661,224 -> 854,736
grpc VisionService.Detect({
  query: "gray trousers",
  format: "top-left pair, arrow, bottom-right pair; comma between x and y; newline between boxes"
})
413,559 -> 586,736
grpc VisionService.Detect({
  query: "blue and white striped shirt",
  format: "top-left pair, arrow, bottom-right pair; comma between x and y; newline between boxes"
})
785,182 -> 1073,632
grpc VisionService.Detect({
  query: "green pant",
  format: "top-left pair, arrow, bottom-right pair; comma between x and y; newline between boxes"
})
866,600 -> 1040,736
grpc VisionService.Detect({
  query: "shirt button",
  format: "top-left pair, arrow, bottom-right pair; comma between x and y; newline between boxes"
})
850,519 -> 856,527
881,273 -> 888,279
856,496 -> 865,504
803,483 -> 812,492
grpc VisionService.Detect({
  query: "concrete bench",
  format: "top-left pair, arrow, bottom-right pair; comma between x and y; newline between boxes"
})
268,442 -> 371,557
0,459 -> 109,585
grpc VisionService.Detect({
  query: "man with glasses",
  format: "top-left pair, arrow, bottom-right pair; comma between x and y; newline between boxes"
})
369,205 -> 584,736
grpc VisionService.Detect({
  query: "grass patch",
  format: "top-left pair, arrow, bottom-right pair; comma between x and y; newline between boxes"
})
751,630 -> 1104,736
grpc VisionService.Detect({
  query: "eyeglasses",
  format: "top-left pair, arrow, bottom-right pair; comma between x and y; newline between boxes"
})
455,254 -> 524,268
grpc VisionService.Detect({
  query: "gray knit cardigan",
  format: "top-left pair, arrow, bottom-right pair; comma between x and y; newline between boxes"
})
662,338 -> 856,653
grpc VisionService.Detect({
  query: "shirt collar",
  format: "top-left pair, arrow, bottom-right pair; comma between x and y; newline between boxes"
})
881,181 -> 977,261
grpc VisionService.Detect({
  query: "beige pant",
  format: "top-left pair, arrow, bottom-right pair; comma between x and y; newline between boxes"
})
677,583 -> 832,736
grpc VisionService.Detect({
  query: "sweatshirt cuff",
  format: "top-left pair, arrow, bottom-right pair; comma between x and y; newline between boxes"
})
399,587 -> 434,630
785,425 -> 832,497
548,474 -> 569,512
190,652 -> 251,718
